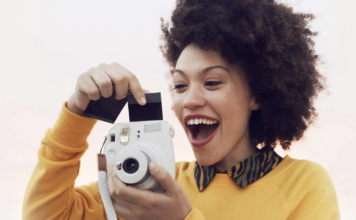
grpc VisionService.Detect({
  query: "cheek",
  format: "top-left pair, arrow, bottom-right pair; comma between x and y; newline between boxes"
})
221,91 -> 242,113
219,90 -> 250,128
172,94 -> 183,119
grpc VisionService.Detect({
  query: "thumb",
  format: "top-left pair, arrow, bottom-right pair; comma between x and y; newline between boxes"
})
149,162 -> 176,193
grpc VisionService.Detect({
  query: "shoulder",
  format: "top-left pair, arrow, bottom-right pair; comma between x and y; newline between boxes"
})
268,155 -> 333,183
270,155 -> 337,200
269,156 -> 340,219
175,161 -> 195,180
283,157 -> 333,183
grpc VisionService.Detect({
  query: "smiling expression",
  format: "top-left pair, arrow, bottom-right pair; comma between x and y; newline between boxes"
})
171,44 -> 260,168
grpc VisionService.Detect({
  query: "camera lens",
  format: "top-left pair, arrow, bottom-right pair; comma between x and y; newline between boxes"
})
123,158 -> 139,174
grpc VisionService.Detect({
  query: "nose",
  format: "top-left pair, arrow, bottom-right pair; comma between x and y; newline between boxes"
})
183,85 -> 206,110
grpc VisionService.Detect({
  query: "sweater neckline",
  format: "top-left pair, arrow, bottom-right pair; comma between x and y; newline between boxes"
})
194,148 -> 285,191
200,155 -> 296,189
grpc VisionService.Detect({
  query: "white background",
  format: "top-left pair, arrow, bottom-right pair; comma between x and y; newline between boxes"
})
0,0 -> 355,219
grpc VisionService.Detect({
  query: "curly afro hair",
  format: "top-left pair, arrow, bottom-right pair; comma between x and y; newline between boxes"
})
160,0 -> 325,150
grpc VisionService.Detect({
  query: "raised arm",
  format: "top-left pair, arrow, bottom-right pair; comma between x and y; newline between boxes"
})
23,62 -> 147,219
22,102 -> 105,219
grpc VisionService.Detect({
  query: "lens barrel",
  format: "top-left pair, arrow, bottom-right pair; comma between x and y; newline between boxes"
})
123,158 -> 139,174
115,148 -> 152,185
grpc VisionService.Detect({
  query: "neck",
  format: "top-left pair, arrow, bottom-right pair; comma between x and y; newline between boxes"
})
214,128 -> 258,171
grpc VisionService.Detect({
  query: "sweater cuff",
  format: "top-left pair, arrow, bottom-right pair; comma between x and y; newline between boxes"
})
184,207 -> 205,220
50,101 -> 98,148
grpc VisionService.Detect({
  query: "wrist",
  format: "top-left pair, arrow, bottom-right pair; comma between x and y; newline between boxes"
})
50,102 -> 97,149
67,94 -> 84,116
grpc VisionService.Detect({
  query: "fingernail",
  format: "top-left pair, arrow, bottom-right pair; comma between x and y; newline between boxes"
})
140,96 -> 146,105
150,163 -> 159,173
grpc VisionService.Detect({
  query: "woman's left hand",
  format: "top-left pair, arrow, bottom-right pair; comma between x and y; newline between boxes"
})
107,162 -> 192,220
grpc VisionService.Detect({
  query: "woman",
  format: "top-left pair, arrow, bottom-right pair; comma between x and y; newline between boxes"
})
23,0 -> 340,219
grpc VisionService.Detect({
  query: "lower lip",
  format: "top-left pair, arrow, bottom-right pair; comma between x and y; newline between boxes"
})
188,124 -> 219,147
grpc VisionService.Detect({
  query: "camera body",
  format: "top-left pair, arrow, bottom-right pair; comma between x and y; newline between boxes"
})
104,120 -> 175,191
85,90 -> 176,219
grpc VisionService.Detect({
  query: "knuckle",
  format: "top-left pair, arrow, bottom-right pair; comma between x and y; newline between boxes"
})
162,172 -> 170,181
135,209 -> 144,218
77,73 -> 84,80
113,74 -> 126,83
77,73 -> 87,83
77,80 -> 85,89
103,67 -> 115,74
98,63 -> 109,69
127,73 -> 137,81
109,187 -> 123,198
110,62 -> 121,68
87,67 -> 97,74
114,188 -> 121,196
109,188 -> 116,197
87,89 -> 99,97
96,79 -> 112,89
145,196 -> 152,207
175,186 -> 183,194
114,187 -> 125,197
147,195 -> 157,208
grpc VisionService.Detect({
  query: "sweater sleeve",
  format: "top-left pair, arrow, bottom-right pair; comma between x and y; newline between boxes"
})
184,207 -> 205,220
22,102 -> 110,220
286,161 -> 340,220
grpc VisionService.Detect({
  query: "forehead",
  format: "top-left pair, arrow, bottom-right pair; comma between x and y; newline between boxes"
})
175,44 -> 229,71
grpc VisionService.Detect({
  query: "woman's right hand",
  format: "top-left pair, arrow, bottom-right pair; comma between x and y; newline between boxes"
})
67,62 -> 147,116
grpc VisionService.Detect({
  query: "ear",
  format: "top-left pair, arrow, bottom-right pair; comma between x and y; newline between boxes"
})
249,96 -> 260,111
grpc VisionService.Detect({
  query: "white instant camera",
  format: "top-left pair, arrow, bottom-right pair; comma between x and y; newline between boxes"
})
84,90 -> 175,220
104,121 -> 175,191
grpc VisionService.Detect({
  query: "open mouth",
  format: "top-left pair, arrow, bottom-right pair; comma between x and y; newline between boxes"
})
186,119 -> 219,141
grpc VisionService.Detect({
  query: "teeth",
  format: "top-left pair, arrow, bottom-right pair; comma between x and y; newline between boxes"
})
186,118 -> 218,125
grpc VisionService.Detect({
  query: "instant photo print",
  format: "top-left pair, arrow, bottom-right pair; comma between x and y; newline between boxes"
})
83,87 -> 163,123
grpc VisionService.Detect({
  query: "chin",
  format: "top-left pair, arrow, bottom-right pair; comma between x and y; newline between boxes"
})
193,151 -> 221,167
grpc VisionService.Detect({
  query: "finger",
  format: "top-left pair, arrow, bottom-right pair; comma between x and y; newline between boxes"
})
110,62 -> 146,105
108,165 -> 163,206
127,73 -> 147,105
112,195 -> 137,210
107,166 -> 129,203
143,89 -> 150,93
108,166 -> 157,205
107,170 -> 137,207
90,71 -> 113,98
112,201 -> 132,220
148,162 -> 177,193
77,73 -> 100,101
104,66 -> 128,99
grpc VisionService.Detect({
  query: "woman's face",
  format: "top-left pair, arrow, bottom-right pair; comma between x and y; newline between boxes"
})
172,44 -> 259,166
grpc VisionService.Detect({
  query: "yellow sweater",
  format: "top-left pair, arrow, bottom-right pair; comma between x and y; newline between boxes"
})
23,103 -> 340,220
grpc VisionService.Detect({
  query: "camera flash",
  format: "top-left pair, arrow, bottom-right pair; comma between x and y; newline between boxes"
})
120,125 -> 130,145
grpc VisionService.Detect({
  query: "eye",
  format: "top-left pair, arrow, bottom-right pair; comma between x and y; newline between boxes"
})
173,84 -> 187,90
204,81 -> 222,87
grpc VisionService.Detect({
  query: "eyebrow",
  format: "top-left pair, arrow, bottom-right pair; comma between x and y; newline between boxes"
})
174,65 -> 230,75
